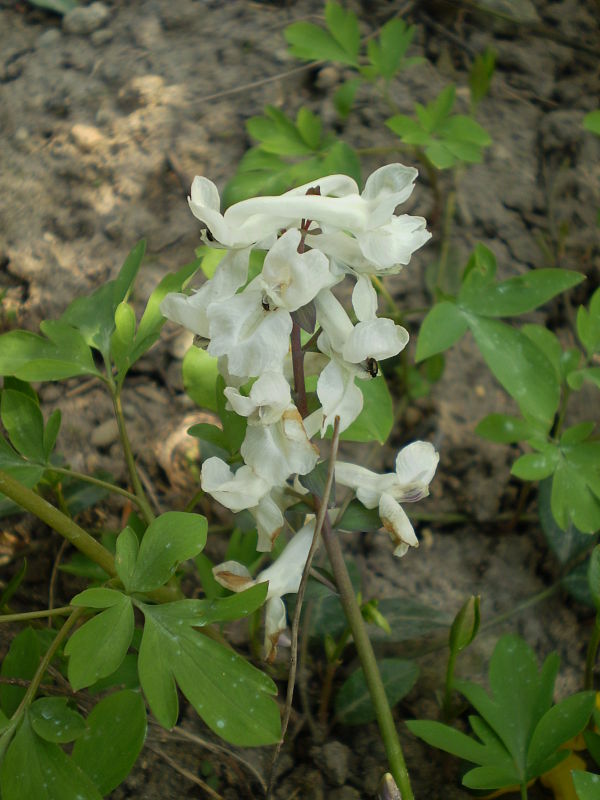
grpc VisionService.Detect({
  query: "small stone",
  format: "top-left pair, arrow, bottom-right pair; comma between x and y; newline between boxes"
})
312,741 -> 351,787
91,418 -> 119,448
37,28 -> 61,47
90,28 -> 114,46
14,127 -> 29,143
63,2 -> 110,36
71,124 -> 104,152
315,66 -> 340,91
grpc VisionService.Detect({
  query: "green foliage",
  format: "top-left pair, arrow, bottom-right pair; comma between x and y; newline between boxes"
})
223,106 -> 360,207
335,659 -> 419,725
285,2 -> 360,66
25,0 -> 77,14
408,635 -> 595,792
583,110 -> 600,137
336,374 -> 394,444
469,47 -> 496,109
386,85 -> 491,169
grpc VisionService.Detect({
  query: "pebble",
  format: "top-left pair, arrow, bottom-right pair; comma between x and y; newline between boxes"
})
91,28 -> 114,47
312,741 -> 351,787
63,2 -> 110,36
37,28 -> 61,48
91,418 -> 119,448
70,123 -> 104,152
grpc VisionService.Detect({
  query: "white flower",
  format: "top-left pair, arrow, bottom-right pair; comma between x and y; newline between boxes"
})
159,248 -> 249,338
200,457 -> 270,512
212,522 -> 316,659
224,371 -> 291,426
240,406 -> 319,486
335,441 -> 439,556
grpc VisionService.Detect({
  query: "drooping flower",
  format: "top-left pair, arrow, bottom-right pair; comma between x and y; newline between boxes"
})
213,521 -> 316,659
335,441 -> 439,556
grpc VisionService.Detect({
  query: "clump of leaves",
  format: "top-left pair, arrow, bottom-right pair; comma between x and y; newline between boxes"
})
407,634 -> 596,795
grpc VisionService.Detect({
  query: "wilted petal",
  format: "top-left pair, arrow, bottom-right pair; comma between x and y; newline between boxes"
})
316,358 -> 364,434
264,596 -> 287,660
393,441 -> 439,502
241,407 -> 319,486
201,457 -> 270,512
212,560 -> 255,592
379,493 -> 419,557
343,318 -> 409,364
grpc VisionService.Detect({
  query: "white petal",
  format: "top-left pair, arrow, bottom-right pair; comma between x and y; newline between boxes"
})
334,462 -> 391,509
160,290 -> 209,337
343,318 -> 409,364
361,164 -> 418,227
284,174 -> 359,198
261,230 -> 335,312
223,386 -> 258,418
314,290 -> 354,353
316,359 -> 363,434
357,215 -> 431,270
201,457 -> 270,512
393,441 -> 439,502
258,523 -> 315,598
212,560 -> 255,592
207,288 -> 292,377
264,596 -> 287,661
352,275 -> 378,322
188,177 -> 233,246
241,408 -> 318,486
250,371 -> 292,424
250,492 -> 285,552
378,493 -> 419,556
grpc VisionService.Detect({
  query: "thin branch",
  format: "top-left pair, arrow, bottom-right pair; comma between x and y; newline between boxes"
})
145,742 -> 224,800
268,417 -> 341,797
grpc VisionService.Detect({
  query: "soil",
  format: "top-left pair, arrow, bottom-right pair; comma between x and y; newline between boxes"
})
1,0 -> 599,798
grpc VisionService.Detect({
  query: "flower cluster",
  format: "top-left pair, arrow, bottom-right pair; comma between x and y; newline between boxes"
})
161,164 -> 438,655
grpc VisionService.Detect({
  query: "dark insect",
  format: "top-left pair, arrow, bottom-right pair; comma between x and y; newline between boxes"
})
366,357 -> 379,377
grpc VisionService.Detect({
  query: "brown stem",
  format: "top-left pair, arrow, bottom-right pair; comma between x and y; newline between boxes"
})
291,321 -> 308,419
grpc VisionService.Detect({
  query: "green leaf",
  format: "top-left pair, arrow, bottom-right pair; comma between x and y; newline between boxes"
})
439,115 -> 491,146
71,587 -> 128,609
61,241 -> 145,359
512,449 -> 559,481
0,716 -> 102,800
459,269 -> 584,317
415,302 -> 468,361
573,770 -> 600,800
476,413 -> 540,443
385,114 -> 430,146
337,499 -> 382,532
583,110 -> 600,136
183,346 -> 219,412
527,691 -> 595,775
336,659 -> 419,724
296,107 -> 322,150
43,409 -> 61,461
334,78 -> 361,118
363,597 -> 450,643
583,730 -> 600,768
337,375 -> 393,444
187,422 -> 229,459
562,422 -> 596,445
72,690 -> 147,795
0,627 -> 40,716
0,322 -> 99,382
138,599 -> 280,744
406,719 -> 493,766
576,287 -> 600,355
1,388 -> 46,462
462,763 -> 530,790
538,477 -> 595,566
425,141 -> 458,169
367,19 -> 415,79
469,47 -> 496,107
125,511 -> 207,593
568,367 -> 600,391
428,85 -> 456,130
465,315 -> 560,425
521,324 -> 562,380
552,460 -> 600,534
325,1 -> 360,63
285,21 -> 359,66
65,596 -> 134,690
29,698 -> 86,744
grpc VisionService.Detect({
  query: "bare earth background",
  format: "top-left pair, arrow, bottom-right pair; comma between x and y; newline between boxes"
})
1,0 -> 599,797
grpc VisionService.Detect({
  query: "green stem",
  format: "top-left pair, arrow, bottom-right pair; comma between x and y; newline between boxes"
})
0,469 -> 116,577
321,519 -> 414,800
0,607 -> 72,623
49,466 -> 140,507
584,618 -> 600,691
442,647 -> 458,721
521,781 -> 528,800
0,607 -> 84,761
110,387 -> 154,524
